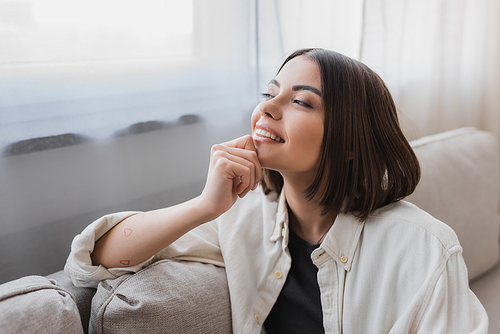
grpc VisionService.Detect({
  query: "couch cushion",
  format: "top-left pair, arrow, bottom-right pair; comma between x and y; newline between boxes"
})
47,270 -> 96,334
90,259 -> 232,334
470,262 -> 500,333
0,275 -> 83,334
407,127 -> 500,280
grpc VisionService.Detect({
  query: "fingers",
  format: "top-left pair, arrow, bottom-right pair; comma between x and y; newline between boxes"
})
223,152 -> 257,196
215,155 -> 252,196
210,140 -> 262,197
220,135 -> 262,187
209,152 -> 252,198
221,134 -> 255,150
211,147 -> 256,197
220,146 -> 262,185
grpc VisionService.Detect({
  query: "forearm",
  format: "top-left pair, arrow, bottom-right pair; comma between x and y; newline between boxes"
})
91,196 -> 218,268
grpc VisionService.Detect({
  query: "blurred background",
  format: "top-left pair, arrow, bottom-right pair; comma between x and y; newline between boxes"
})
1,0 -> 499,283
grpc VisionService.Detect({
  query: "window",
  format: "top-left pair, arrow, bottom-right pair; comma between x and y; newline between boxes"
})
0,0 -> 258,152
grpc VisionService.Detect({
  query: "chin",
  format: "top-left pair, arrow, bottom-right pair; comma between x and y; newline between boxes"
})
256,148 -> 295,172
258,158 -> 286,172
256,154 -> 276,171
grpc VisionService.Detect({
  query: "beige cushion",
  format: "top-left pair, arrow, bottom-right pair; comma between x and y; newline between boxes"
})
90,259 -> 232,334
407,127 -> 500,280
0,275 -> 83,334
47,270 -> 96,334
470,262 -> 500,333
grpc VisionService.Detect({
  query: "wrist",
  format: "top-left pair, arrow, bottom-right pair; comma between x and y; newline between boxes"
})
191,196 -> 222,224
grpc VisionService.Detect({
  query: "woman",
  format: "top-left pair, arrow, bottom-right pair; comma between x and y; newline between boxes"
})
65,49 -> 488,333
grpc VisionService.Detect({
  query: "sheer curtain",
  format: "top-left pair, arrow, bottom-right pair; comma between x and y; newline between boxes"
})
0,0 -> 258,153
359,0 -> 500,141
256,0 -> 364,92
0,1 -> 261,282
3,0 -> 496,151
258,0 -> 500,142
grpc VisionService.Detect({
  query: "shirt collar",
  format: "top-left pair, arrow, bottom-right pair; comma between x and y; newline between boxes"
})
268,188 -> 365,271
269,189 -> 288,243
320,213 -> 365,271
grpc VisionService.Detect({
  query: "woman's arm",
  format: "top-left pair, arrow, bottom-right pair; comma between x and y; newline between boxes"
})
90,197 -> 217,268
91,135 -> 262,268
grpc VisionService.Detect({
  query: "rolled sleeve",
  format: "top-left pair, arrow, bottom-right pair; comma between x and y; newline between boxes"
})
64,211 -> 154,288
64,211 -> 225,288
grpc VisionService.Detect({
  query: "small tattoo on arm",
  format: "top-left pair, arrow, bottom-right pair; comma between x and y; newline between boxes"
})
123,228 -> 133,237
120,260 -> 130,266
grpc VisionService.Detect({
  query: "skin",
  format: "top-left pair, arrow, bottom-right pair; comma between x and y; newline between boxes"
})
251,56 -> 337,243
251,56 -> 324,175
91,56 -> 337,268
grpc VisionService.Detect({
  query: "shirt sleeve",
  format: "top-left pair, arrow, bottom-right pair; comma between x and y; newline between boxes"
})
64,211 -> 223,288
415,247 -> 489,333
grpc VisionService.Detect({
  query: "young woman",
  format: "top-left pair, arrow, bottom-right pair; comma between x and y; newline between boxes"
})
65,49 -> 488,333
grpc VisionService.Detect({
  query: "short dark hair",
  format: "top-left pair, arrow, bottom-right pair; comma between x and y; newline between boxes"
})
260,48 -> 421,221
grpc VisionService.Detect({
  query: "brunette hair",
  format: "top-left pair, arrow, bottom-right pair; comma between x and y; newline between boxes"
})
261,48 -> 420,221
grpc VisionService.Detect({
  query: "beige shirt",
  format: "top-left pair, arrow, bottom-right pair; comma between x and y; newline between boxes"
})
65,187 -> 488,333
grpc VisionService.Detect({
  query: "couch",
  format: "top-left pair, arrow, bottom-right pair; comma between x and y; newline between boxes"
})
0,127 -> 499,334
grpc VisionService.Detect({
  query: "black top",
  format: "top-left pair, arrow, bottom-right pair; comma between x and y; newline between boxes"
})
263,227 -> 324,333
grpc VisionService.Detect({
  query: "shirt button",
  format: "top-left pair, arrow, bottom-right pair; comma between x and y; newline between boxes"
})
340,255 -> 348,263
254,314 -> 260,323
275,270 -> 283,279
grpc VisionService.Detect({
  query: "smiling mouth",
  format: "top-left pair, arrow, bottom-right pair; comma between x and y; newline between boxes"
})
254,129 -> 285,142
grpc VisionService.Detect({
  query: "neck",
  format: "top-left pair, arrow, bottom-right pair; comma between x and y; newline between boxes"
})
282,173 -> 337,244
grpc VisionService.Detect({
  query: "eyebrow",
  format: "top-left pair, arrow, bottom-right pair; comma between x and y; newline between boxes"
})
269,79 -> 322,97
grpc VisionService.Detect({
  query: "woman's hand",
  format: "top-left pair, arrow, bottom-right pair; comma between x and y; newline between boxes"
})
199,135 -> 262,219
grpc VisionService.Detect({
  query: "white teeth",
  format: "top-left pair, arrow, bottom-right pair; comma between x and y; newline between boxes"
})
255,129 -> 284,142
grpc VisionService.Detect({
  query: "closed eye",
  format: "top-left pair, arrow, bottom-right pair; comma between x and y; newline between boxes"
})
261,93 -> 312,108
294,99 -> 312,108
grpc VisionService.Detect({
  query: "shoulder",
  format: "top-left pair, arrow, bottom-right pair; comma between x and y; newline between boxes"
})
366,201 -> 461,253
351,201 -> 463,289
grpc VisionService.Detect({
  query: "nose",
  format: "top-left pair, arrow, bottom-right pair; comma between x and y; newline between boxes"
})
259,99 -> 282,120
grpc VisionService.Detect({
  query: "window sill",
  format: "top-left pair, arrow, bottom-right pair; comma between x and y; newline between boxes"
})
2,114 -> 202,157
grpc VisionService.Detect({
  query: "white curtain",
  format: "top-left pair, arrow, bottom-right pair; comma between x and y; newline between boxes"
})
0,0 -> 258,152
2,0 -> 499,149
256,0 -> 364,92
259,0 -> 500,142
359,0 -> 500,141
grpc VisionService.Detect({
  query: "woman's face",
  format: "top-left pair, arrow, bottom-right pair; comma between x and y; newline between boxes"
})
251,56 -> 324,176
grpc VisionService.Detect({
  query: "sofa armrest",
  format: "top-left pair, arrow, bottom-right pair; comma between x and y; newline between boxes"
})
47,270 -> 96,333
0,275 -> 83,334
90,259 -> 232,334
